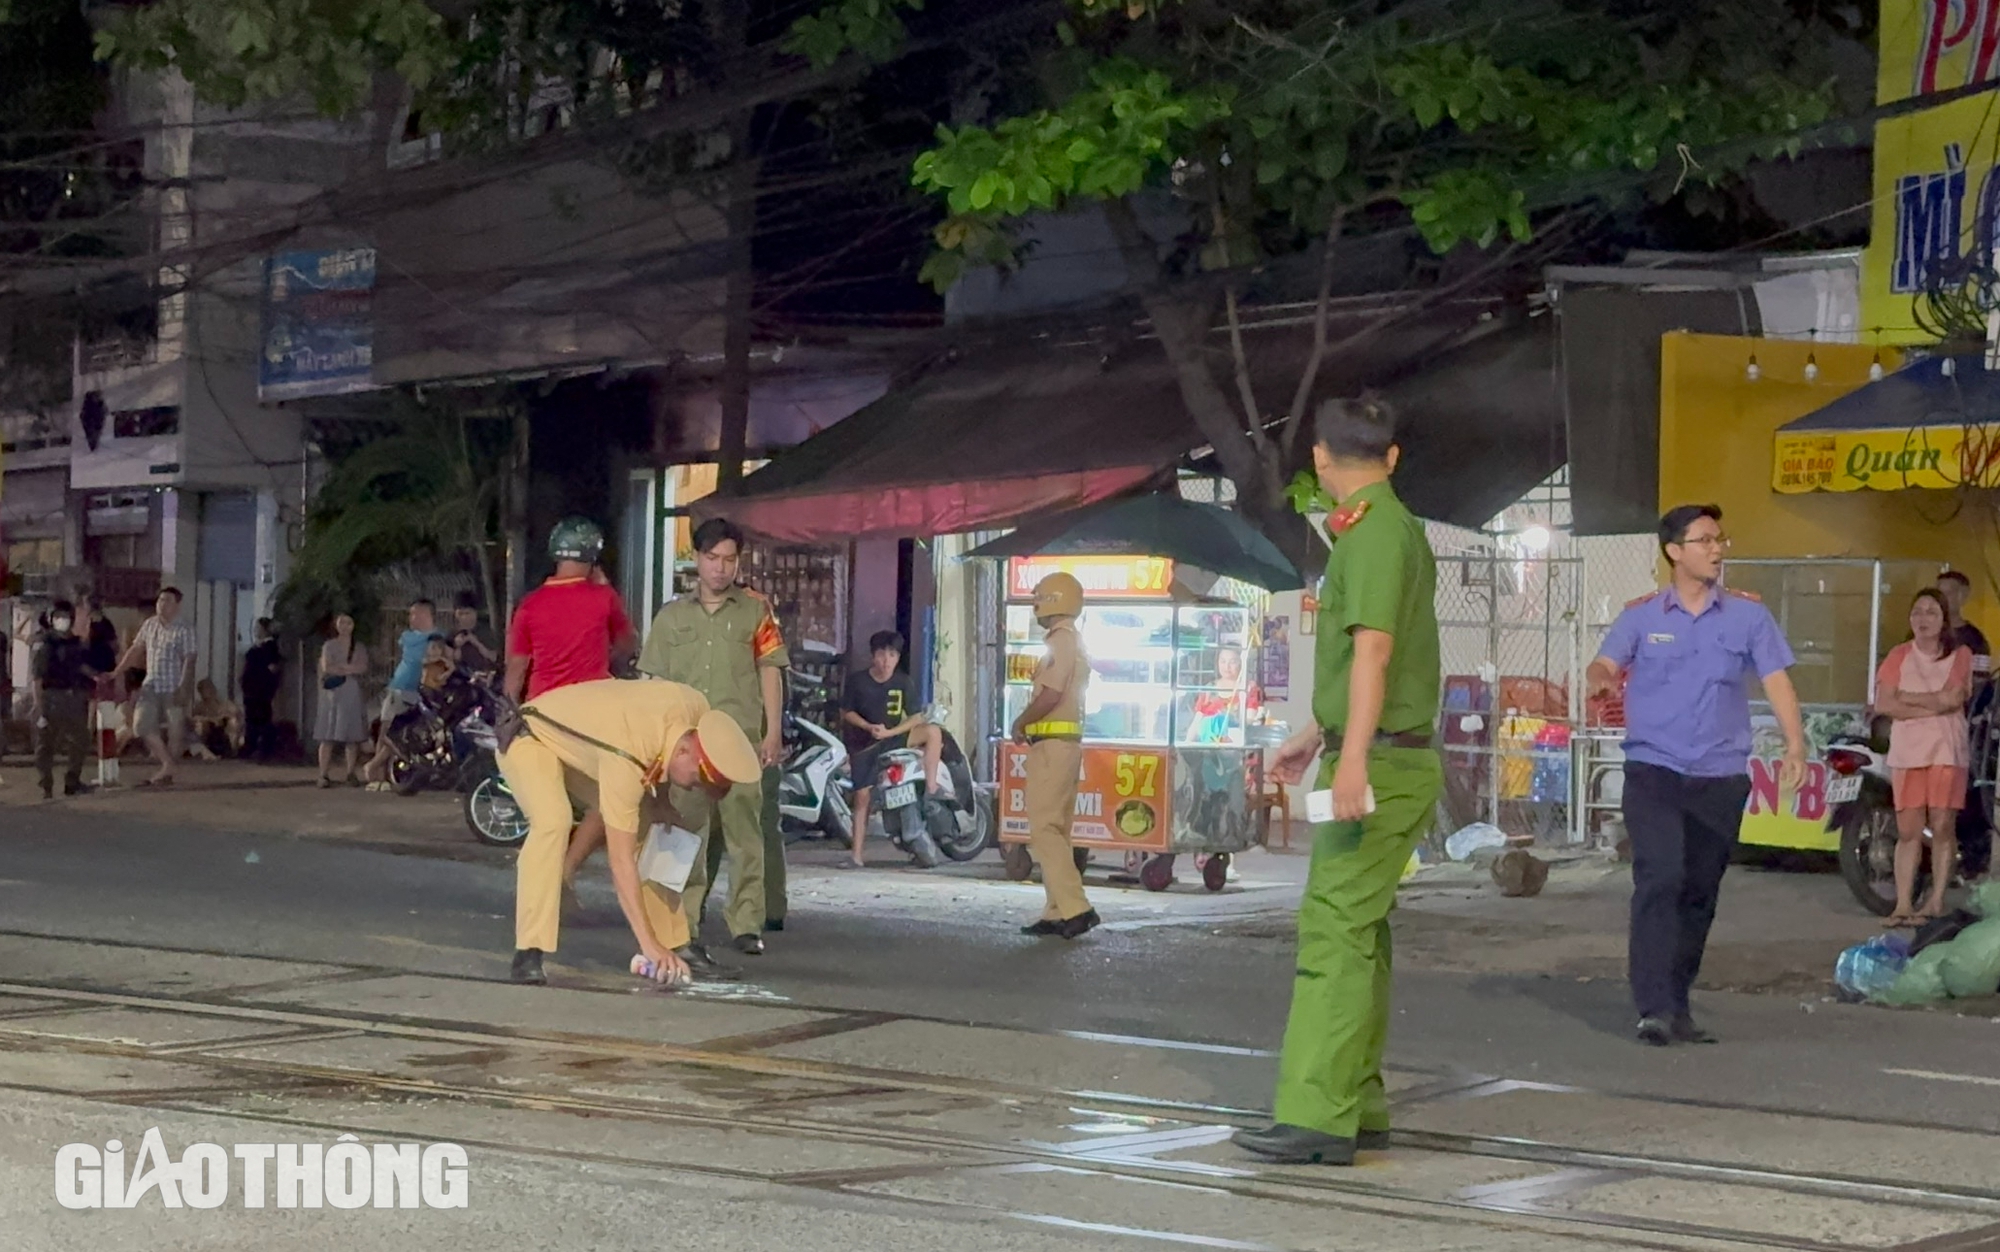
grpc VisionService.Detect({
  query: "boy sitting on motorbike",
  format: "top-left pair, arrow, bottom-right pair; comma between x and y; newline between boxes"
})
841,630 -> 942,868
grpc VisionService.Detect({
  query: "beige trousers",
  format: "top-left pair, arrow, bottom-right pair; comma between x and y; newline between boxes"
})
1026,738 -> 1092,921
503,737 -> 690,954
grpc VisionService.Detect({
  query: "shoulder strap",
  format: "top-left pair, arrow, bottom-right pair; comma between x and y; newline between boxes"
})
520,705 -> 652,773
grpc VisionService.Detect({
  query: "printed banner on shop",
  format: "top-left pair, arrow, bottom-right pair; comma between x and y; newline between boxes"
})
1772,426 -> 2000,493
1005,555 -> 1174,600
259,248 -> 376,401
999,744 -> 1171,847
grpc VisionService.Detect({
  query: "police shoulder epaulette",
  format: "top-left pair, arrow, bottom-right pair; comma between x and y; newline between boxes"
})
1624,591 -> 1658,609
1725,587 -> 1762,603
1328,498 -> 1371,535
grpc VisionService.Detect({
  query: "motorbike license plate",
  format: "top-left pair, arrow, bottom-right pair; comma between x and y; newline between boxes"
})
1826,774 -> 1862,804
883,783 -> 918,809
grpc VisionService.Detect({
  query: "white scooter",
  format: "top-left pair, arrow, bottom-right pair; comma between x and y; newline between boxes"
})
777,715 -> 855,846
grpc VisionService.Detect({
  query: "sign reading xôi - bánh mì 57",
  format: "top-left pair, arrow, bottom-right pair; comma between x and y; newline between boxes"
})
1005,555 -> 1175,600
1772,427 -> 2000,493
998,743 -> 1172,851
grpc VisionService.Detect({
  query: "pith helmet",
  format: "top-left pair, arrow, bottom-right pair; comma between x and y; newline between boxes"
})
548,516 -> 605,564
693,708 -> 762,790
1031,571 -> 1084,620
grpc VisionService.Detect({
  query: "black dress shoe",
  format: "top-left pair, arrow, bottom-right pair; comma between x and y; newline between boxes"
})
732,933 -> 765,956
1356,1127 -> 1391,1151
64,780 -> 91,797
1232,1123 -> 1356,1166
764,918 -> 785,933
1020,918 -> 1064,936
1636,1016 -> 1673,1047
1671,1015 -> 1717,1044
510,949 -> 546,985
1058,909 -> 1102,940
675,943 -> 743,981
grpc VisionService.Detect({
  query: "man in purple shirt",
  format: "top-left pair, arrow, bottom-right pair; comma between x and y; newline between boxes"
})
1587,504 -> 1807,1048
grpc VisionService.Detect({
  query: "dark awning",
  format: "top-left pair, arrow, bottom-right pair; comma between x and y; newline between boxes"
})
1777,355 -> 2000,432
1772,355 -> 2000,494
700,298 -> 1565,542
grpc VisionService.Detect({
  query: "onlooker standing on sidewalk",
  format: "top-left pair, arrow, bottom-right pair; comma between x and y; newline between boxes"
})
314,614 -> 370,787
363,598 -> 441,791
1937,571 -> 1991,689
115,587 -> 197,788
78,593 -> 120,676
31,600 -> 94,800
1586,504 -> 1807,1048
450,592 -> 500,677
1876,589 -> 1974,926
240,618 -> 283,761
638,518 -> 788,958
1233,396 -> 1439,1168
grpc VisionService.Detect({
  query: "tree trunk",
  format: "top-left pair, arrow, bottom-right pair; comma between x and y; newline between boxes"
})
714,5 -> 757,494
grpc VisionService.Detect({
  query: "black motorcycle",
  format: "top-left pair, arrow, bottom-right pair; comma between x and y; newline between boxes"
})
860,705 -> 992,867
384,668 -> 505,798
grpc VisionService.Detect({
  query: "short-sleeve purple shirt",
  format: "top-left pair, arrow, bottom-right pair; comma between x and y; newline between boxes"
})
1596,587 -> 1796,778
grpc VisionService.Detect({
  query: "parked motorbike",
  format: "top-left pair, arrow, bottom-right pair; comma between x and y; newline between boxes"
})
777,714 -> 855,847
1831,734 -> 1905,916
862,706 -> 992,868
385,669 -> 505,797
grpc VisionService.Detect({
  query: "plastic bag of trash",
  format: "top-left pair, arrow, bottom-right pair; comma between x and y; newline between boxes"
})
1444,822 -> 1507,861
1835,934 -> 1910,1001
1878,915 -> 2000,1005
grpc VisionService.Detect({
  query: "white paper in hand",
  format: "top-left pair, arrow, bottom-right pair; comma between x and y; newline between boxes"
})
638,824 -> 702,893
1306,788 -> 1377,824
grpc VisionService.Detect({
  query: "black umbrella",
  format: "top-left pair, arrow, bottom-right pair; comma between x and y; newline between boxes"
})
966,494 -> 1307,591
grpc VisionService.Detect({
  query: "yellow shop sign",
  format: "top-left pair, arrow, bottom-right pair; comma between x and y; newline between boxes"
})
1773,426 -> 2000,493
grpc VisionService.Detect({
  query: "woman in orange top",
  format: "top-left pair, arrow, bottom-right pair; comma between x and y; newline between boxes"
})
1874,588 -> 1975,926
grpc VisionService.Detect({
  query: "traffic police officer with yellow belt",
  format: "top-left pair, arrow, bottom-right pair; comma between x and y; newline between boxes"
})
639,518 -> 789,961
503,677 -> 761,987
1009,571 -> 1101,939
1236,396 -> 1442,1167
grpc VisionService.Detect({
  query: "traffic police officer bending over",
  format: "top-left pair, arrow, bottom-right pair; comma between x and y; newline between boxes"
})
1236,396 -> 1441,1168
1010,571 -> 1100,939
504,677 -> 762,987
1587,504 -> 1806,1048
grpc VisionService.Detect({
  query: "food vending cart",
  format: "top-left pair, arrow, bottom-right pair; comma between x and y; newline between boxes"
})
993,555 -> 1266,892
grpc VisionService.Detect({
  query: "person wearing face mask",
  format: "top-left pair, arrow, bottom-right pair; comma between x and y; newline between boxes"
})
31,600 -> 96,801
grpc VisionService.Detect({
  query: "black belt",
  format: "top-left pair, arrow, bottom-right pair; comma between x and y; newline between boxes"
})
1331,727 -> 1435,750
1027,734 -> 1083,744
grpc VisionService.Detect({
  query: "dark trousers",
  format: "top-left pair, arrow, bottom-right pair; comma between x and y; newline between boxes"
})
1623,762 -> 1751,1021
243,697 -> 276,759
35,690 -> 91,790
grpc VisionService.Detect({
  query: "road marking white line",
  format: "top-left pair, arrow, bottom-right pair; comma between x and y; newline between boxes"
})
1883,1067 -> 2000,1087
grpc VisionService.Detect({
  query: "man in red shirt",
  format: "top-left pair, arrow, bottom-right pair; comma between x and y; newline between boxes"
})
505,517 -> 638,911
505,517 -> 635,703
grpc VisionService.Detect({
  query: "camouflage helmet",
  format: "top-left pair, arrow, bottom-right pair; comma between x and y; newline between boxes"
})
1031,571 -> 1084,621
548,516 -> 605,565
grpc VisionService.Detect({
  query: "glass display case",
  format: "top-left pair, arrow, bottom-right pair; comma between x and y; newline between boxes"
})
1001,603 -> 1251,746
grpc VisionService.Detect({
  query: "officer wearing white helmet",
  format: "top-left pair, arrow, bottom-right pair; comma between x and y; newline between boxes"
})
1008,571 -> 1100,938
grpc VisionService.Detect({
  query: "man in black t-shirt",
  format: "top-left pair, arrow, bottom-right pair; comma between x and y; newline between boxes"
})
842,630 -> 941,867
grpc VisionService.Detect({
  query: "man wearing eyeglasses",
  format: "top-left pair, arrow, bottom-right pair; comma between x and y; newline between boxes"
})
1586,504 -> 1807,1048
501,677 -> 762,987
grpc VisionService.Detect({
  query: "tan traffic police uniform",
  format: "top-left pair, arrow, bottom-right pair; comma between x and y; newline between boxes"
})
503,678 -> 760,957
638,586 -> 790,940
1023,579 -> 1093,923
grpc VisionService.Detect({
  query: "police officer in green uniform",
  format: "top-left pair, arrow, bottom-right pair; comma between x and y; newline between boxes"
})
1235,395 -> 1442,1167
638,518 -> 790,961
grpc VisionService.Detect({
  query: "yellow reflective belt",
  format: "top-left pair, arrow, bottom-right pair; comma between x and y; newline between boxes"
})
1024,720 -> 1083,737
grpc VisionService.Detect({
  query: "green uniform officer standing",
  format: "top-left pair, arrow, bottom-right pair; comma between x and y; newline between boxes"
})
1235,395 -> 1442,1168
639,518 -> 790,959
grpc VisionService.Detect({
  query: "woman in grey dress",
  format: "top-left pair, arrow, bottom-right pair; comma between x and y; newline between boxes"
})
315,614 -> 371,787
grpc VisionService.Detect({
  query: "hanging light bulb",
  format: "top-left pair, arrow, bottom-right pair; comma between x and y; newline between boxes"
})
1944,357 -> 1958,378
1869,352 -> 1885,381
1745,353 -> 1761,382
1803,352 -> 1820,382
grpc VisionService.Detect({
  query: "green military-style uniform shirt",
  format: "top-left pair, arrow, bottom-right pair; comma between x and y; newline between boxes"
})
638,586 -> 791,738
1311,480 -> 1441,737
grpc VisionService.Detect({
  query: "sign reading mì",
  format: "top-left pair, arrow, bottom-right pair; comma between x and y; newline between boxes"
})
998,743 -> 1172,851
1005,555 -> 1175,601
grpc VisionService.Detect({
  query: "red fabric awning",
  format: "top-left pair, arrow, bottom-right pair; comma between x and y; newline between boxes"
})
696,346 -> 1203,542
